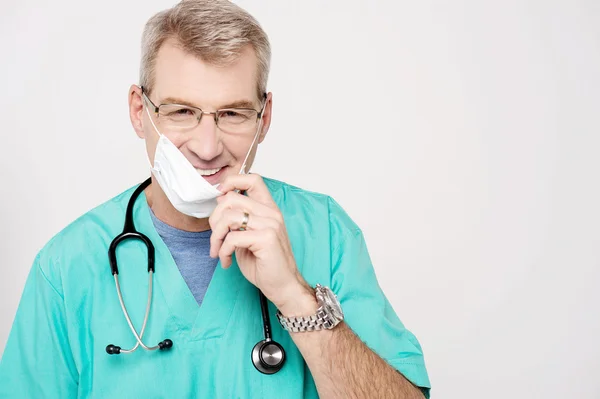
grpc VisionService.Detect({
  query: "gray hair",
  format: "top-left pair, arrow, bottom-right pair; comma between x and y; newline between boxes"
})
139,0 -> 271,99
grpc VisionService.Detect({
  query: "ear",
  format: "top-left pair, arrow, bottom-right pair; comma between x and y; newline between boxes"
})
129,84 -> 145,139
258,92 -> 273,144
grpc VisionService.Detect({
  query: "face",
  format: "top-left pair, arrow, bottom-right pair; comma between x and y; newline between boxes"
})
129,38 -> 272,186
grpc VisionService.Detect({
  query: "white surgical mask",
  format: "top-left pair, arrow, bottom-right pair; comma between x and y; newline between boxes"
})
144,98 -> 264,218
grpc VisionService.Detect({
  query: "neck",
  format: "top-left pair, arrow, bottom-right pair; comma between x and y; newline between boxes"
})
144,177 -> 211,232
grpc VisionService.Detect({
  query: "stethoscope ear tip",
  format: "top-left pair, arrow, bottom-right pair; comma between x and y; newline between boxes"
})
106,344 -> 121,355
158,339 -> 173,350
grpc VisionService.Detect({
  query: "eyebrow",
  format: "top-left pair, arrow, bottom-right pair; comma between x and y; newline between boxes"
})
161,96 -> 257,110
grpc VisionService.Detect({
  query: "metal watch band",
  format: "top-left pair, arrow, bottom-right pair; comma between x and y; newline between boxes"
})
276,308 -> 335,332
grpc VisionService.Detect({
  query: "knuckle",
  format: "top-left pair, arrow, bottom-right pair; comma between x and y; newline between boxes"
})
268,221 -> 282,236
218,241 -> 230,257
223,211 -> 237,227
208,212 -> 217,225
273,211 -> 284,224
220,192 -> 233,206
275,220 -> 285,234
265,227 -> 278,241
223,208 -> 234,220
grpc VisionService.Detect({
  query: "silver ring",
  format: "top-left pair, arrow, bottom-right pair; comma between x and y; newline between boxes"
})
239,212 -> 249,231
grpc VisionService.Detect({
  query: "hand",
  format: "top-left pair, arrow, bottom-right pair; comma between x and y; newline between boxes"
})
208,174 -> 316,314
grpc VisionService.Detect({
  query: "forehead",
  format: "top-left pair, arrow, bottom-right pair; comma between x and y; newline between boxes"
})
152,38 -> 259,107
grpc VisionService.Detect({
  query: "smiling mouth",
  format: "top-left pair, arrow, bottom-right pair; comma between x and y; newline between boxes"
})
196,167 -> 223,176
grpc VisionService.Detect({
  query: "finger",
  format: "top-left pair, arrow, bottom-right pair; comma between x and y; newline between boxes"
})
209,210 -> 278,258
211,190 -> 286,233
212,190 -> 276,221
218,174 -> 275,207
218,230 -> 260,269
218,229 -> 276,269
210,210 -> 276,257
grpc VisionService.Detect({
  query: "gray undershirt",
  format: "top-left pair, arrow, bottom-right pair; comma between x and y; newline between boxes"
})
149,210 -> 218,306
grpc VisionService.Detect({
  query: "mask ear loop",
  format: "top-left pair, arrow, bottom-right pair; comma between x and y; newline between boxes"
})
238,120 -> 263,176
238,96 -> 268,176
142,99 -> 163,139
141,93 -> 165,172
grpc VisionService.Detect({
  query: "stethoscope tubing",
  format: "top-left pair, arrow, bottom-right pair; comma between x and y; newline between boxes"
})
113,273 -> 159,353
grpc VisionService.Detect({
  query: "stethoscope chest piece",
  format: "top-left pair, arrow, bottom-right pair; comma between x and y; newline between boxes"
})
252,339 -> 286,374
251,290 -> 286,374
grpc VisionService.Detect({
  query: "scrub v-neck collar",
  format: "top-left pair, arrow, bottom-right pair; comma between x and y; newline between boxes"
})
133,190 -> 246,341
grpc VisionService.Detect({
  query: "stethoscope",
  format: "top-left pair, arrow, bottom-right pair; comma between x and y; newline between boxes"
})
105,177 -> 286,374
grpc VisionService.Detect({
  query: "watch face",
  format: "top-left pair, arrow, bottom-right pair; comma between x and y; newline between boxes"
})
323,288 -> 344,320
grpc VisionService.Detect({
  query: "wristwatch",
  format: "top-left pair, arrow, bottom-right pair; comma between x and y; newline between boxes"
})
276,284 -> 344,332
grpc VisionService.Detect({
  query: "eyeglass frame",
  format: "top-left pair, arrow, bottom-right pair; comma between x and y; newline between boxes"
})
140,86 -> 267,131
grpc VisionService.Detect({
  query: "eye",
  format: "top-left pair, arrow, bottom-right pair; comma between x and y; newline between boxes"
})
169,108 -> 194,116
218,109 -> 255,126
221,110 -> 244,118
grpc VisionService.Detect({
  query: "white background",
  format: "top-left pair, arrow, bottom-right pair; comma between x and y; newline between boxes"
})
1,1 -> 599,398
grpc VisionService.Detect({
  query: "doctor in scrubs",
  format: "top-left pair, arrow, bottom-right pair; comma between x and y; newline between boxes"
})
0,1 -> 431,398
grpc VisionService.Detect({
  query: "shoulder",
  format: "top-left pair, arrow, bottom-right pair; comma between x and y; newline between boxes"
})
262,176 -> 361,238
35,184 -> 138,291
261,176 -> 367,285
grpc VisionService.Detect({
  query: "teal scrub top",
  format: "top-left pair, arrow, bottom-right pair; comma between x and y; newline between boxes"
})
0,177 -> 431,398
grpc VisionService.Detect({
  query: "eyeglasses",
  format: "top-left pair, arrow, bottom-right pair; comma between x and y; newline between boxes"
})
141,87 -> 266,134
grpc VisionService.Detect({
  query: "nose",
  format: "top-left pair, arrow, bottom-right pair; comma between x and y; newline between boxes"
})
185,112 -> 223,161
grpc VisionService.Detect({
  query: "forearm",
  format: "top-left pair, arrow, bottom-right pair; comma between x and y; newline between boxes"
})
280,291 -> 424,399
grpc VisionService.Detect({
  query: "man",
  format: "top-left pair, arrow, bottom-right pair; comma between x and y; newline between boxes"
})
0,1 -> 431,398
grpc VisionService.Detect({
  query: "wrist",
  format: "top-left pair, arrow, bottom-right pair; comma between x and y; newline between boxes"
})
276,283 -> 318,317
